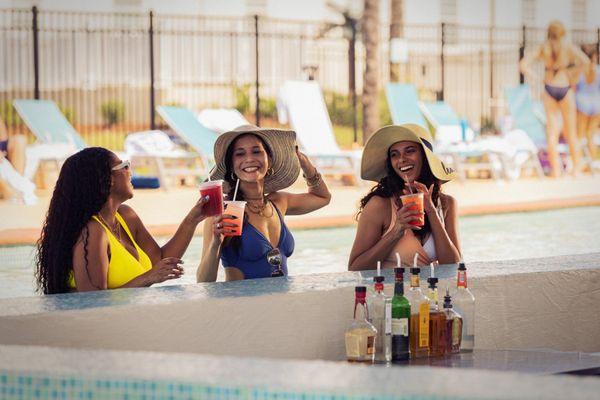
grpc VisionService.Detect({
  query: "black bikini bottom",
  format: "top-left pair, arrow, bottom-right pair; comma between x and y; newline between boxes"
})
544,84 -> 570,102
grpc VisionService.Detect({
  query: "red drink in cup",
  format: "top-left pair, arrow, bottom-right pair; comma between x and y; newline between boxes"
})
400,192 -> 425,226
199,180 -> 224,217
223,200 -> 246,237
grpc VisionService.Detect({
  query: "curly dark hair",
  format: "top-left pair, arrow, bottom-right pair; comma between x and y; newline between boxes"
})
357,145 -> 441,240
35,147 -> 114,294
221,133 -> 273,252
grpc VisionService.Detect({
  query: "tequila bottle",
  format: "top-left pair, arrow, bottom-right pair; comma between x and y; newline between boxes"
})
345,286 -> 377,363
453,262 -> 475,351
443,287 -> 463,354
426,276 -> 447,357
391,267 -> 411,362
367,276 -> 392,363
404,268 -> 430,358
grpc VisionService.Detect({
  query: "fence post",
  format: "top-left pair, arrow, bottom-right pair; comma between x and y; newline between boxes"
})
32,6 -> 40,100
597,27 -> 599,65
149,10 -> 156,130
349,19 -> 357,144
489,24 -> 494,121
254,14 -> 260,126
439,22 -> 445,101
519,24 -> 526,84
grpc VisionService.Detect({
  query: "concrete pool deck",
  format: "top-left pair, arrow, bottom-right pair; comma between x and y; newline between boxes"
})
1,174 -> 600,245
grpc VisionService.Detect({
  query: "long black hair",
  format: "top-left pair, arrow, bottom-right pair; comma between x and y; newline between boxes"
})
357,145 -> 441,240
35,147 -> 113,294
222,133 -> 273,252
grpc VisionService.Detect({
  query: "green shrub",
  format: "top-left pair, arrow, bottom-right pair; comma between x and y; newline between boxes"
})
0,101 -> 22,126
100,101 -> 125,127
58,104 -> 76,125
259,97 -> 278,120
323,91 -> 362,127
234,85 -> 251,115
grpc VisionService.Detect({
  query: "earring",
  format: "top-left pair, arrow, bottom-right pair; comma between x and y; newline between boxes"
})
230,172 -> 236,180
267,167 -> 274,176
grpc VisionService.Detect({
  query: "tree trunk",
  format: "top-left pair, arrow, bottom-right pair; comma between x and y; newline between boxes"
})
362,0 -> 380,143
390,0 -> 404,82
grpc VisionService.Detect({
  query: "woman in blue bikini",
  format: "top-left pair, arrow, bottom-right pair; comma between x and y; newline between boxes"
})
196,125 -> 331,281
520,20 -> 589,177
575,44 -> 600,161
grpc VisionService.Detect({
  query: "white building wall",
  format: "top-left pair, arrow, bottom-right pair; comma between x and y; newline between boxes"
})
494,0 -> 522,28
405,0 -> 440,25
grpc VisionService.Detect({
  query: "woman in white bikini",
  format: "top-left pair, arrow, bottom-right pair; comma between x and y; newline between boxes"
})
348,124 -> 461,270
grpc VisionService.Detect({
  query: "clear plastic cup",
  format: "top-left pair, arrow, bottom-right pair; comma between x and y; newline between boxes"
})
223,200 -> 246,236
199,180 -> 224,217
400,192 -> 424,226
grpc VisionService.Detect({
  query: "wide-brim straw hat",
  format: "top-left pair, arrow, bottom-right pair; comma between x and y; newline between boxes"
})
209,124 -> 300,194
361,124 -> 457,183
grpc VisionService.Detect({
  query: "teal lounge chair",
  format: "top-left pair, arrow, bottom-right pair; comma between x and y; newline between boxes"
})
156,105 -> 218,169
385,84 -> 503,181
13,99 -> 86,150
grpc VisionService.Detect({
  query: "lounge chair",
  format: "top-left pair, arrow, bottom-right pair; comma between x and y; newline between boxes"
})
124,130 -> 205,188
277,80 -> 361,184
0,157 -> 37,205
385,84 -> 505,181
504,84 -> 595,174
13,99 -> 85,180
156,106 -> 219,174
197,108 -> 249,134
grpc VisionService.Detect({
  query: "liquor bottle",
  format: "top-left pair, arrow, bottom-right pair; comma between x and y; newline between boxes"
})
443,287 -> 463,354
404,267 -> 429,358
345,286 -> 377,363
453,262 -> 475,351
426,276 -> 446,357
391,267 -> 411,361
367,276 -> 392,363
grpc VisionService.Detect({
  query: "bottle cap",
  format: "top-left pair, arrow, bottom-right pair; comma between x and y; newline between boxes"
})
427,277 -> 438,289
458,262 -> 467,271
355,286 -> 367,293
443,287 -> 452,308
373,276 -> 384,283
410,267 -> 420,274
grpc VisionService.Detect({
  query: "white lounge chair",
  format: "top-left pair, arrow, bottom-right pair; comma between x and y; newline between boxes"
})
0,157 -> 37,205
124,130 -> 204,189
277,80 -> 361,184
197,108 -> 249,134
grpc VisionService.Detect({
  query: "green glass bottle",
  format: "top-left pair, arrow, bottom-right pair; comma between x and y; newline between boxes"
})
391,267 -> 411,361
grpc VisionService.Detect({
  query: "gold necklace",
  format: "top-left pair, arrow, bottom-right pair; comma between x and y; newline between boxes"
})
246,199 -> 274,218
97,214 -> 122,242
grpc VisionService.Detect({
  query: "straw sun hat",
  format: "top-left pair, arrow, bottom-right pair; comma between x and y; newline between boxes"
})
361,124 -> 457,183
209,124 -> 301,194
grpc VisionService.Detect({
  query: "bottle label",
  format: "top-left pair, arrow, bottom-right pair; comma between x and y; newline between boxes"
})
419,303 -> 430,347
385,303 -> 392,335
452,319 -> 461,346
457,271 -> 467,288
391,318 -> 409,336
410,275 -> 419,287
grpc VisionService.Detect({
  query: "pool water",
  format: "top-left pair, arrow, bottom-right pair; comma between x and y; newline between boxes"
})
1,206 -> 600,299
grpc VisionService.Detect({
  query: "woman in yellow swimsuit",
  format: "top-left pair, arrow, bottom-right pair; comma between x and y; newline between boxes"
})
35,147 -> 210,294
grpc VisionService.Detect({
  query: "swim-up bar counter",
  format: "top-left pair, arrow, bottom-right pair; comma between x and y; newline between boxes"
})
1,253 -> 599,399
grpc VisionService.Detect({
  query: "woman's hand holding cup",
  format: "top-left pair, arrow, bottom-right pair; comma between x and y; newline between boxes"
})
390,202 -> 423,239
212,213 -> 239,240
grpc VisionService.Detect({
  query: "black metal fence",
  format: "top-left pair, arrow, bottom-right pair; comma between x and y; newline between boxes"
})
1,7 -> 599,149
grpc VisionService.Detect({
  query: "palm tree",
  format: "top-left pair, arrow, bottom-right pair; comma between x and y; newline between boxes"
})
389,0 -> 404,82
362,0 -> 380,143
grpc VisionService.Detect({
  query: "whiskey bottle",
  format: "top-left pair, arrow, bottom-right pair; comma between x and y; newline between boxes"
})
345,286 -> 377,363
443,287 -> 463,354
453,262 -> 475,351
426,276 -> 447,357
391,267 -> 410,362
404,267 -> 430,358
367,276 -> 392,363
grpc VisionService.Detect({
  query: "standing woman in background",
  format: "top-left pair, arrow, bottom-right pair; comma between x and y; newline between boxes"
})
520,20 -> 589,177
575,44 -> 600,161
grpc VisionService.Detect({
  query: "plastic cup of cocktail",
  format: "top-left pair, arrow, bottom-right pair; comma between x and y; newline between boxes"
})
400,192 -> 424,226
199,180 -> 224,217
223,200 -> 246,236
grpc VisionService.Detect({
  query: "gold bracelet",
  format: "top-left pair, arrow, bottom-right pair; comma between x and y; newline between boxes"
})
306,172 -> 322,188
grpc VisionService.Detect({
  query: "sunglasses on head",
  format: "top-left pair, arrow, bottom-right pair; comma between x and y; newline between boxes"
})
267,248 -> 284,277
111,160 -> 131,171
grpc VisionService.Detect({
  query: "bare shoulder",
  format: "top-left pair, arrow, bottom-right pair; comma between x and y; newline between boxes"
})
76,218 -> 106,246
440,193 -> 457,210
117,204 -> 138,219
360,195 -> 390,220
266,191 -> 287,213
